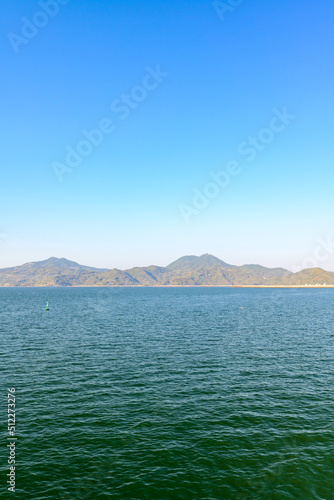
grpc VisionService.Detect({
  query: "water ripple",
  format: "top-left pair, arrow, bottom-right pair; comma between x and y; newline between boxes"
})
1,287 -> 334,498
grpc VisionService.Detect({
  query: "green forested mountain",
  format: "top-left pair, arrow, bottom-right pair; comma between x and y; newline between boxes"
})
277,268 -> 334,286
0,255 -> 333,287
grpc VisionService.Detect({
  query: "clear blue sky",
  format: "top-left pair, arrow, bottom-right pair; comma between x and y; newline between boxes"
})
1,0 -> 334,271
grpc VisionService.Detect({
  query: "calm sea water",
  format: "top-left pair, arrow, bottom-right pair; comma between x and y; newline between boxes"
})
1,287 -> 334,499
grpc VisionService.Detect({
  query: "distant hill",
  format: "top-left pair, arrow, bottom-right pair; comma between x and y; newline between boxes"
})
0,257 -> 107,287
0,254 -> 333,287
278,268 -> 334,286
25,257 -> 107,271
167,254 -> 232,272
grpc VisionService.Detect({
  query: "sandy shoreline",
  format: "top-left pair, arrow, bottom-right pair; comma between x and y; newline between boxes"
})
1,285 -> 334,289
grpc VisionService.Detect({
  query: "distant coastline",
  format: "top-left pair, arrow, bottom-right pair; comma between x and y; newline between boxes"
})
0,254 -> 333,288
1,285 -> 334,289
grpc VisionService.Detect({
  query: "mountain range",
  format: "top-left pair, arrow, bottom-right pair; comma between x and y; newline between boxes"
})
0,254 -> 333,287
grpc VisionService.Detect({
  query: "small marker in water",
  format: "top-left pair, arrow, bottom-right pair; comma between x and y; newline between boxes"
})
45,301 -> 49,311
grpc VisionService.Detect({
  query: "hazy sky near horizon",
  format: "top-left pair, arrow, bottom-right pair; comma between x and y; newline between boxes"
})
1,0 -> 334,271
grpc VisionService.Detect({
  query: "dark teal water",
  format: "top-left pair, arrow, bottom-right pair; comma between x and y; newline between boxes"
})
1,287 -> 334,499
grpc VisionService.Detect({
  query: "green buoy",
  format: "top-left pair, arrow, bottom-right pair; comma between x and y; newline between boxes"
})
45,301 -> 49,311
